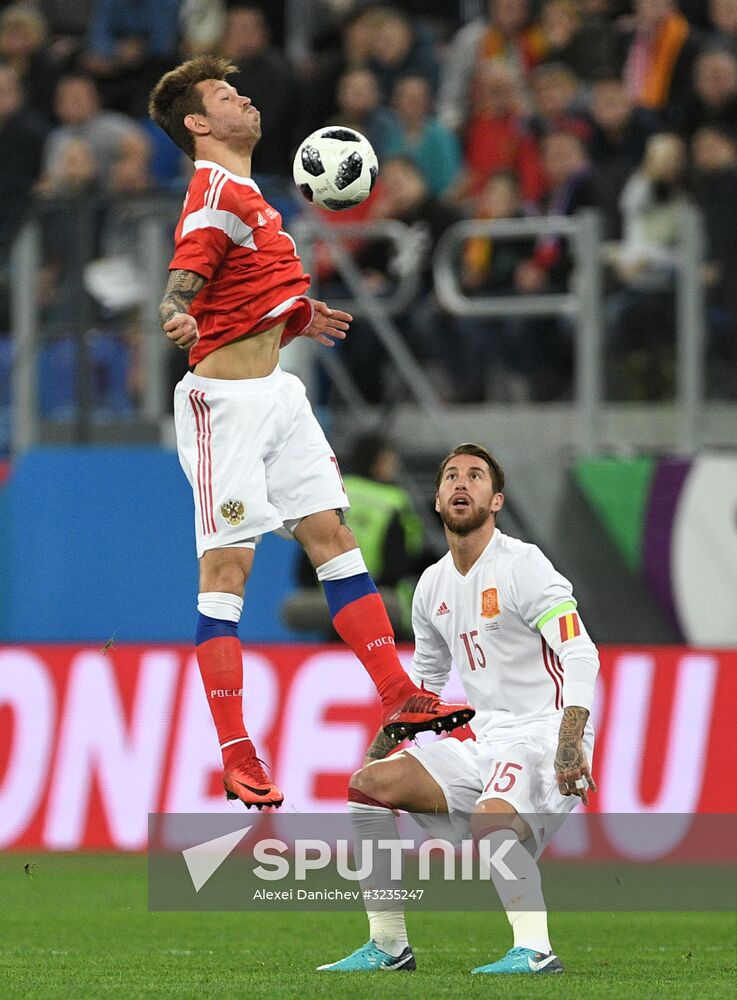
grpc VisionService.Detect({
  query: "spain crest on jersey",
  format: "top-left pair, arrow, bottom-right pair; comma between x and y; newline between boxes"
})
481,587 -> 500,619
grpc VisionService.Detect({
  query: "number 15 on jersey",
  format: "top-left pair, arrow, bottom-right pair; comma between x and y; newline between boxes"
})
460,630 -> 487,670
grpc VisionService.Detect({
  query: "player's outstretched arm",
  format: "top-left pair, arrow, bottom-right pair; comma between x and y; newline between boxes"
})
159,269 -> 207,350
554,705 -> 597,805
302,299 -> 352,348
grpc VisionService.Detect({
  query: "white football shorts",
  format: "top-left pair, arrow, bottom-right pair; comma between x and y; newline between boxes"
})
403,726 -> 595,857
174,367 -> 348,558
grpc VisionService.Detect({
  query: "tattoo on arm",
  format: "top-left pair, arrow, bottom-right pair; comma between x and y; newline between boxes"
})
159,270 -> 207,328
554,705 -> 589,772
365,729 -> 397,762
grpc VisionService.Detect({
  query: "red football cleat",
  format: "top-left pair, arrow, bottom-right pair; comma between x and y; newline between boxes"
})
382,684 -> 475,742
223,747 -> 284,810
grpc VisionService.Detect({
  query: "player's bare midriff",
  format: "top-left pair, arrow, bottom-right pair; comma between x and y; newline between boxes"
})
193,322 -> 286,379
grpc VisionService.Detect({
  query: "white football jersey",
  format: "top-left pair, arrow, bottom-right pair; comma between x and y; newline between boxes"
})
410,528 -> 598,740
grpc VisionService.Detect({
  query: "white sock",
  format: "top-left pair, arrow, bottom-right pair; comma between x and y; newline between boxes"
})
348,799 -> 409,957
197,591 -> 243,622
481,828 -> 552,955
315,548 -> 368,581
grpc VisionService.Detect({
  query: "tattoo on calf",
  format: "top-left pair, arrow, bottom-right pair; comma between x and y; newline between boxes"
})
365,730 -> 396,761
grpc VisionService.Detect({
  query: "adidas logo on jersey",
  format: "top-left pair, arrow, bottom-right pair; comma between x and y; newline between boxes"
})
435,601 -> 450,617
256,212 -> 267,226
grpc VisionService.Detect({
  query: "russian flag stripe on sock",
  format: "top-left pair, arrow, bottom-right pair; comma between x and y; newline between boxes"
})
196,613 -> 238,645
322,572 -> 377,618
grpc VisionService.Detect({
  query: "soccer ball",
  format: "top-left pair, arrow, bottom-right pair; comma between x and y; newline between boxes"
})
292,127 -> 378,211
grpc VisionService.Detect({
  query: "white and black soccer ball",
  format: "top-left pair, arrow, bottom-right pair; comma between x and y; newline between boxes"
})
292,127 -> 378,211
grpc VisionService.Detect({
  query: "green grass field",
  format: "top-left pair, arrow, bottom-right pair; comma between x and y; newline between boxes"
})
1,854 -> 734,999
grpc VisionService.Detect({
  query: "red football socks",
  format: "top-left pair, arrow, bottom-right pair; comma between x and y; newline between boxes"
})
332,592 -> 417,709
195,635 -> 249,758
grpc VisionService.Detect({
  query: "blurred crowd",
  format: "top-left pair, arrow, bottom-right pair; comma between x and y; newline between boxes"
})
1,0 -> 736,441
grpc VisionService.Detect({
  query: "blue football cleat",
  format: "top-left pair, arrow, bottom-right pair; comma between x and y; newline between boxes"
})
471,946 -> 564,974
317,941 -> 416,972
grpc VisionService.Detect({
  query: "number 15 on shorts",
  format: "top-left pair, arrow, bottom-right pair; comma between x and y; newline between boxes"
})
484,761 -> 523,794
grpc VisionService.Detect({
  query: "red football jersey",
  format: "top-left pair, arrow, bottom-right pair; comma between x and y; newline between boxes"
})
169,160 -> 313,365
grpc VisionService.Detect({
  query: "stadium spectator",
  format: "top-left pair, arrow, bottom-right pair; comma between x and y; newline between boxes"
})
497,129 -> 595,400
456,171 -> 539,401
39,136 -> 98,195
0,3 -> 60,120
35,0 -> 92,39
462,171 -> 532,293
34,0 -> 92,67
4,0 -> 731,419
708,0 -> 737,53
382,74 -> 462,197
604,132 -> 690,399
0,61 -> 45,248
678,0 -> 714,28
42,74 -> 148,191
283,431 -> 428,639
337,156 -> 464,403
526,62 -> 591,142
534,126 -> 595,232
681,47 -> 737,138
539,0 -> 606,81
691,124 -> 737,396
587,76 -> 662,238
103,129 -> 155,253
327,66 -> 395,159
33,134 -> 100,336
81,0 -> 181,117
36,120 -> 153,332
0,61 -> 45,329
298,5 -> 382,135
438,0 -> 548,132
566,0 -> 624,78
179,0 -> 226,56
455,59 -> 546,206
220,3 -> 299,178
366,6 -> 441,102
618,0 -> 700,127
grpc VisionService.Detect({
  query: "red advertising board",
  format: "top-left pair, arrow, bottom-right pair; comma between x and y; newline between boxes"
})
0,646 -> 735,852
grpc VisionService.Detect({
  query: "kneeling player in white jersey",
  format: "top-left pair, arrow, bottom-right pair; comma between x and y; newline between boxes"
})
318,443 -> 598,975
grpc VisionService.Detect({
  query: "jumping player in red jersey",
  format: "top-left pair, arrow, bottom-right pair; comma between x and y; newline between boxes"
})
148,56 -> 474,810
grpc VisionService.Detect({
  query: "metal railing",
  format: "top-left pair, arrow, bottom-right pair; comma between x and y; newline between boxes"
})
6,195 -> 448,454
674,205 -> 708,453
294,214 -> 442,420
9,193 -> 182,455
5,197 -> 716,458
292,218 -> 423,318
433,207 -> 709,455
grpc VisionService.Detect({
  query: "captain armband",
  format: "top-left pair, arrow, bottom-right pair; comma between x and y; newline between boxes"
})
535,601 -> 599,712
